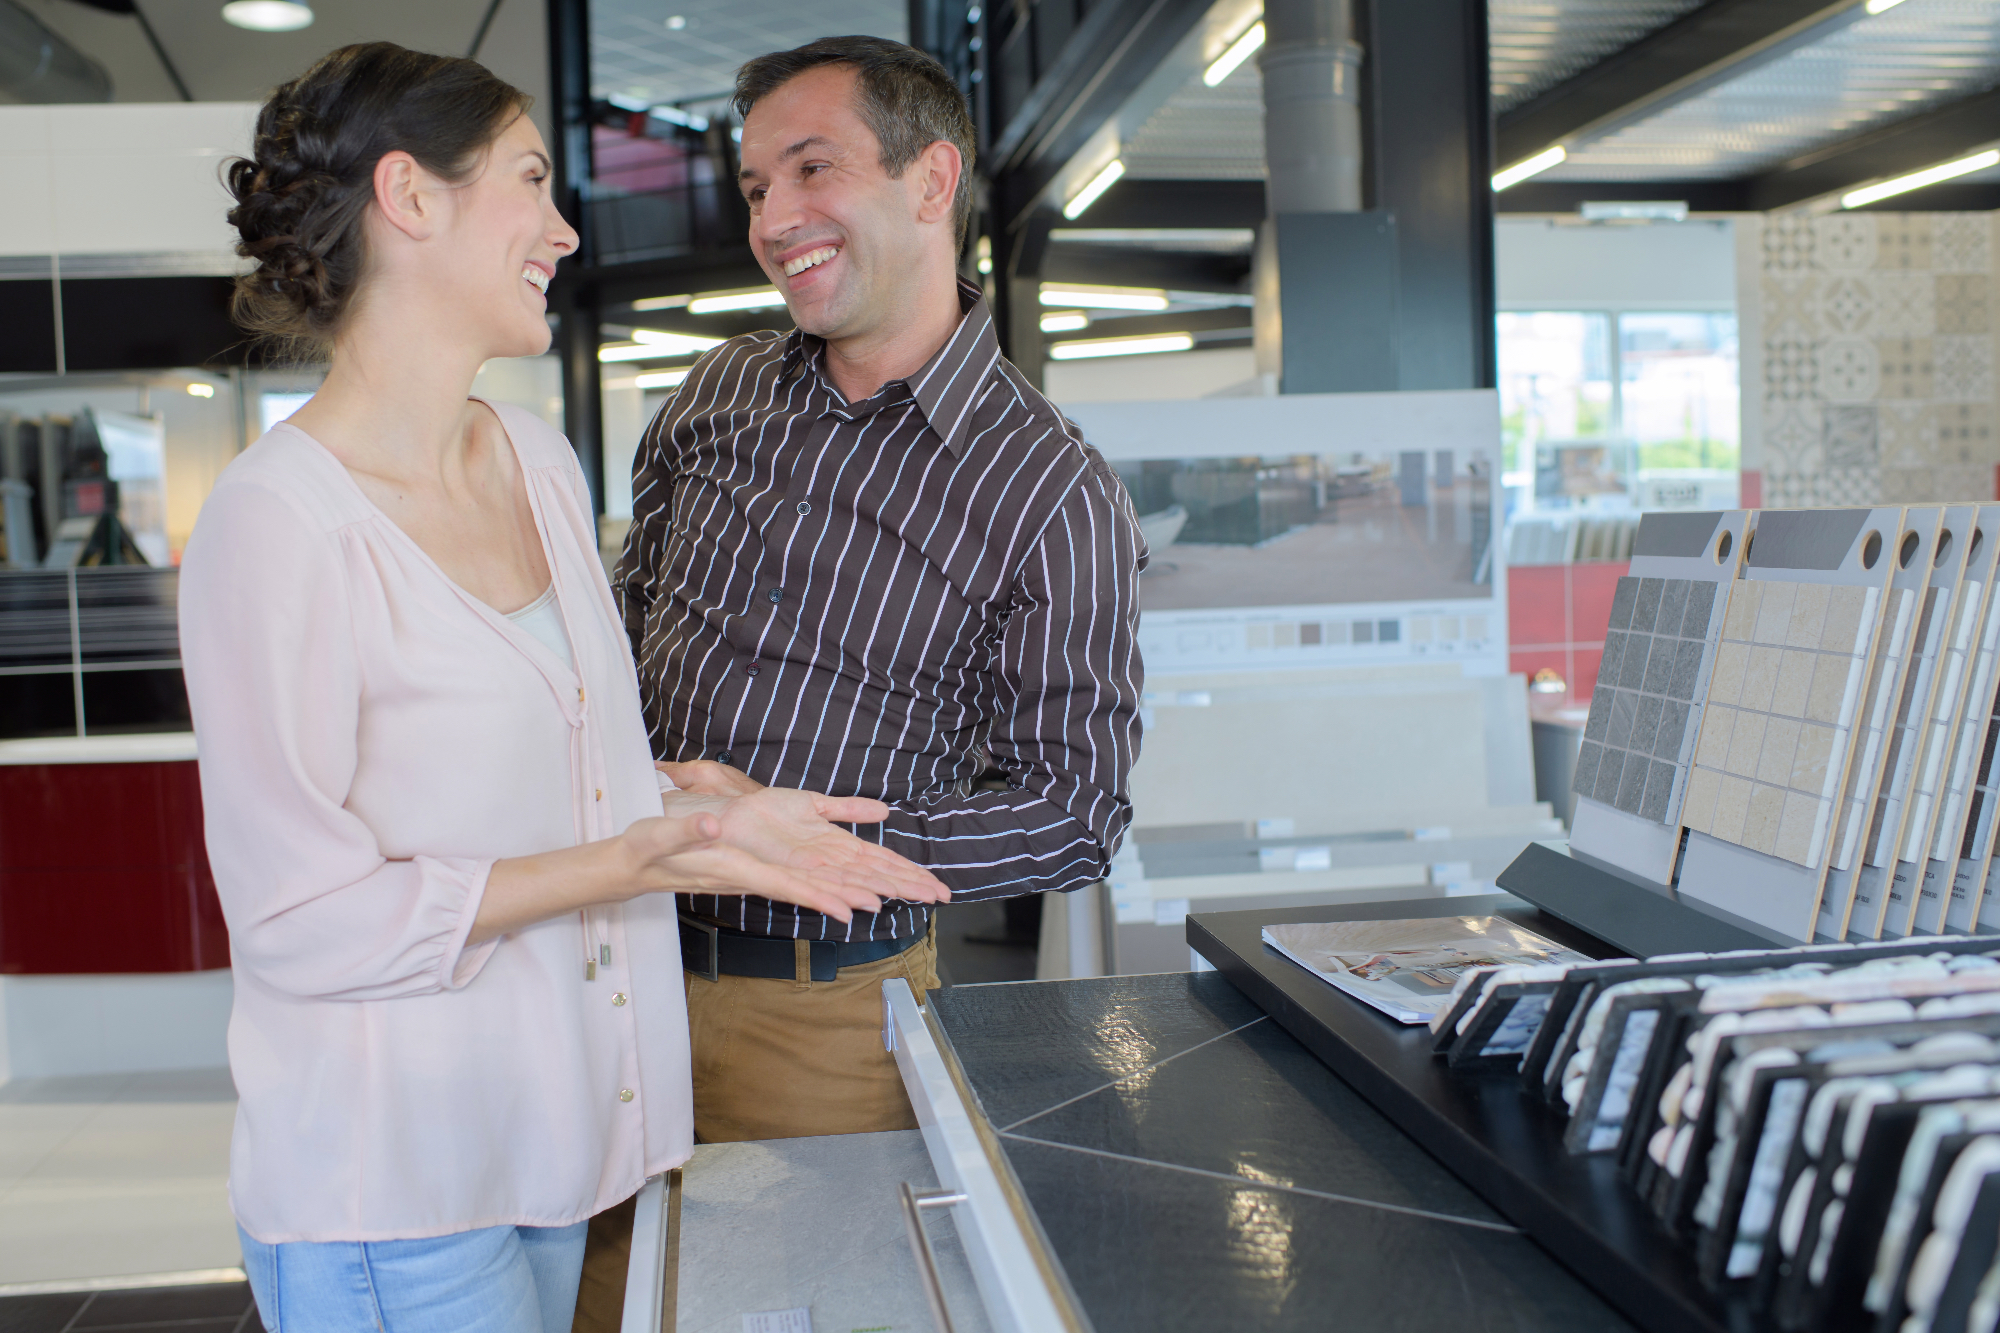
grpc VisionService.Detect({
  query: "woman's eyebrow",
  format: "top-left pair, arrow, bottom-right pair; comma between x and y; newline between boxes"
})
523,151 -> 552,172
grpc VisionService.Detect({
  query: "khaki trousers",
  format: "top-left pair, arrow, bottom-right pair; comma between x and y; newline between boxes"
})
571,927 -> 940,1333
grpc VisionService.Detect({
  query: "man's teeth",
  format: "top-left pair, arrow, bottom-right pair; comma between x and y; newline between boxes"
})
783,246 -> 839,278
523,266 -> 550,294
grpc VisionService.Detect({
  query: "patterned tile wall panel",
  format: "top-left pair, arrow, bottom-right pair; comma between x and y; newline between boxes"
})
1574,575 -> 1723,824
1681,580 -> 1880,869
1752,213 -> 2000,508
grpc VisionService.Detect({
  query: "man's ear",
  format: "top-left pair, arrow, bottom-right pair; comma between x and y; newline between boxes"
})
912,140 -> 962,228
372,150 -> 435,242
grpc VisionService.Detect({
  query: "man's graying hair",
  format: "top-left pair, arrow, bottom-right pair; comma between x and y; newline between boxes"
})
734,36 -> 977,245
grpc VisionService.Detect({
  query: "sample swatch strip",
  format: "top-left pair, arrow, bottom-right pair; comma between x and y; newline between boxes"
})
1681,580 -> 1878,869
1575,575 -> 1721,825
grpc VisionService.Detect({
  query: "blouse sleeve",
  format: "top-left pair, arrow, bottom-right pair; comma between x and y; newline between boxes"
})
178,482 -> 499,1001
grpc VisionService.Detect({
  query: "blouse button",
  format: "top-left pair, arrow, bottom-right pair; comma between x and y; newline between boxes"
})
618,1088 -> 634,1103
612,992 -> 627,1007
594,788 -> 602,801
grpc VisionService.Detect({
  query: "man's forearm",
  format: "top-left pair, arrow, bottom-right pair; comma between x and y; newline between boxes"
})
860,788 -> 1122,901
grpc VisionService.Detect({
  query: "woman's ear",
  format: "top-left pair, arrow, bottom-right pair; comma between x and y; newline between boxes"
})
372,150 -> 435,242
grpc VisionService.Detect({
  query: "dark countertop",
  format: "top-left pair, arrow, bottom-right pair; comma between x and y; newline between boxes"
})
931,970 -> 1634,1333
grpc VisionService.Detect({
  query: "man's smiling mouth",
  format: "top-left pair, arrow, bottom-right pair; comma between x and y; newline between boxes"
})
782,246 -> 839,278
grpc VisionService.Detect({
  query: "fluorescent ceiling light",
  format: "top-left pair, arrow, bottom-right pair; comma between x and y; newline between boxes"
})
687,287 -> 785,314
649,105 -> 710,132
1039,286 -> 1169,311
1040,311 -> 1090,334
1204,22 -> 1266,86
599,342 -> 697,363
1865,0 -> 1908,11
1579,201 -> 1688,222
1841,149 -> 2000,209
1492,145 -> 1566,192
185,382 -> 215,398
1047,334 -> 1194,361
635,369 -> 692,390
1062,159 -> 1125,220
631,295 -> 691,311
631,329 -> 723,355
220,1 -> 314,30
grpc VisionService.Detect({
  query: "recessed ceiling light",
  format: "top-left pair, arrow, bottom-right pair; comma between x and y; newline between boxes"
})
221,1 -> 314,31
665,14 -> 687,28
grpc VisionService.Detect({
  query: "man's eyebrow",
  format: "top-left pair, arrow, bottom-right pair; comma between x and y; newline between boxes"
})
738,136 -> 838,183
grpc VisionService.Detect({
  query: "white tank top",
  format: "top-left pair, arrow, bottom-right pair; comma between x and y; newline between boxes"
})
505,584 -> 573,670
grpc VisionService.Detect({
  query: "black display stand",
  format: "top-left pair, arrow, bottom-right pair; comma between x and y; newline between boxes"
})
1496,839 -> 1789,956
1187,892 -> 1752,1333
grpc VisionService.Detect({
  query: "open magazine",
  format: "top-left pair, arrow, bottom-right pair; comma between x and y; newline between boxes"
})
1262,917 -> 1590,1024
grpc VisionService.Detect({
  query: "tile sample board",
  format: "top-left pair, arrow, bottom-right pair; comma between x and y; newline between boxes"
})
1679,507 -> 1903,941
1679,579 -> 1876,866
1883,505 -> 1989,936
1915,503 -> 2000,935
1854,511 -> 1971,939
1571,510 -> 1748,886
1818,507 -> 1941,941
1575,576 -> 1720,823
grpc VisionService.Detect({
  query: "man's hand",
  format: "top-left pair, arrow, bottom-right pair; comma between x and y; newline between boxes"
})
657,760 -> 765,798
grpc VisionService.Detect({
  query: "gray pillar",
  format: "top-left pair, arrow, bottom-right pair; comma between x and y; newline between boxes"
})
1259,0 -> 1364,213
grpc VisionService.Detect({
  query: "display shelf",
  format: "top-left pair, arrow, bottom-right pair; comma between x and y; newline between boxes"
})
1186,894 -> 1748,1333
1496,838 -> 1787,956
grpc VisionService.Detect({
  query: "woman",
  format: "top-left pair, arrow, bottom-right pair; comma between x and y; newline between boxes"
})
179,42 -> 947,1332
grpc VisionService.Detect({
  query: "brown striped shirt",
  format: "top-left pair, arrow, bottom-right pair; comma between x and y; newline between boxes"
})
613,280 -> 1147,941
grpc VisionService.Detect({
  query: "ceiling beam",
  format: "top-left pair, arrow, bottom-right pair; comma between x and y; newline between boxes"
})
987,0 -> 1212,229
1745,84 -> 2000,211
1041,243 -> 1250,293
1495,0 -> 1866,170
1060,179 -> 1267,231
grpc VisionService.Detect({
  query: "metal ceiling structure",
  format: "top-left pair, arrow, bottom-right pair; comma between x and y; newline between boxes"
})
588,0 -> 903,109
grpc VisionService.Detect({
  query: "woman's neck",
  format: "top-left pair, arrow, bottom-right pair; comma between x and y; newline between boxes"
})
289,298 -> 489,483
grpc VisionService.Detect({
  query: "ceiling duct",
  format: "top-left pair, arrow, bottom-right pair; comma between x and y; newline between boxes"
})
0,0 -> 113,102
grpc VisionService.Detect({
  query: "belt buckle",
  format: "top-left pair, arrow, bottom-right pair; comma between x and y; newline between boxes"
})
679,912 -> 720,982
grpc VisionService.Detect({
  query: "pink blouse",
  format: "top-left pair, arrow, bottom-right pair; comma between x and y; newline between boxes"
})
178,401 -> 693,1243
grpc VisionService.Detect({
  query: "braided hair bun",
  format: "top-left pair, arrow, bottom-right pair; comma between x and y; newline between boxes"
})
226,43 -> 531,357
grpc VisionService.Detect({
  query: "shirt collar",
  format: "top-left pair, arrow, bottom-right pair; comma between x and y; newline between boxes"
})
779,278 -> 1001,458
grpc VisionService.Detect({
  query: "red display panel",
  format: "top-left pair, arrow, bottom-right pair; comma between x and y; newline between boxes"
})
0,760 -> 226,974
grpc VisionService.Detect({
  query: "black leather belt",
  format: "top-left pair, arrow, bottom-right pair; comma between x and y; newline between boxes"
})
678,912 -> 924,983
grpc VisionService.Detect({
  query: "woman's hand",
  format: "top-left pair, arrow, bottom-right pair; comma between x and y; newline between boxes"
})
656,759 -> 763,798
632,787 -> 949,923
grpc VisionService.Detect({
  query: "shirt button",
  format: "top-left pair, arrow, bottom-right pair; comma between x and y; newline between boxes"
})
768,587 -> 784,603
744,663 -> 761,677
612,992 -> 627,1007
618,1089 -> 634,1103
715,751 -> 733,765
796,501 -> 811,515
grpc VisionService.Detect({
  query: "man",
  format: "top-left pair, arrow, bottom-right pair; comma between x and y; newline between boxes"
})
575,34 -> 1145,1326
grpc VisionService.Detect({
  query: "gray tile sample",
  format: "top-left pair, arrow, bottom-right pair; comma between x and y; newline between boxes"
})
1578,574 -> 1731,826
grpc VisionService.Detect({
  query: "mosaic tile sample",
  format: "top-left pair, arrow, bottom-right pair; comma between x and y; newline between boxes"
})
1574,575 -> 1723,825
1680,580 -> 1881,869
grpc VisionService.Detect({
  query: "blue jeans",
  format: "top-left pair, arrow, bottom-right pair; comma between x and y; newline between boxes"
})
238,1220 -> 588,1333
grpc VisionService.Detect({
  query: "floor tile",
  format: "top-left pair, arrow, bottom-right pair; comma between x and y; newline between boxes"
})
72,1282 -> 253,1326
932,972 -> 1265,1129
1005,1015 -> 1503,1222
999,1137 -> 1632,1333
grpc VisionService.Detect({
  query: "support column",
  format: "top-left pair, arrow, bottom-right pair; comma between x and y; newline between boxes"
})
547,0 -> 604,510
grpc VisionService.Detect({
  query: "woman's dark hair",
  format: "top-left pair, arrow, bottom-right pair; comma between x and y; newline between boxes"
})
735,37 -> 977,245
225,43 -> 532,357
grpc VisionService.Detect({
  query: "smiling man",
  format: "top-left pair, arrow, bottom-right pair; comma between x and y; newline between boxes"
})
580,39 -> 1146,1320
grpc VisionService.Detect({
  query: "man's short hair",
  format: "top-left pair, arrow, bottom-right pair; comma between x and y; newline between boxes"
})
735,36 -> 977,246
